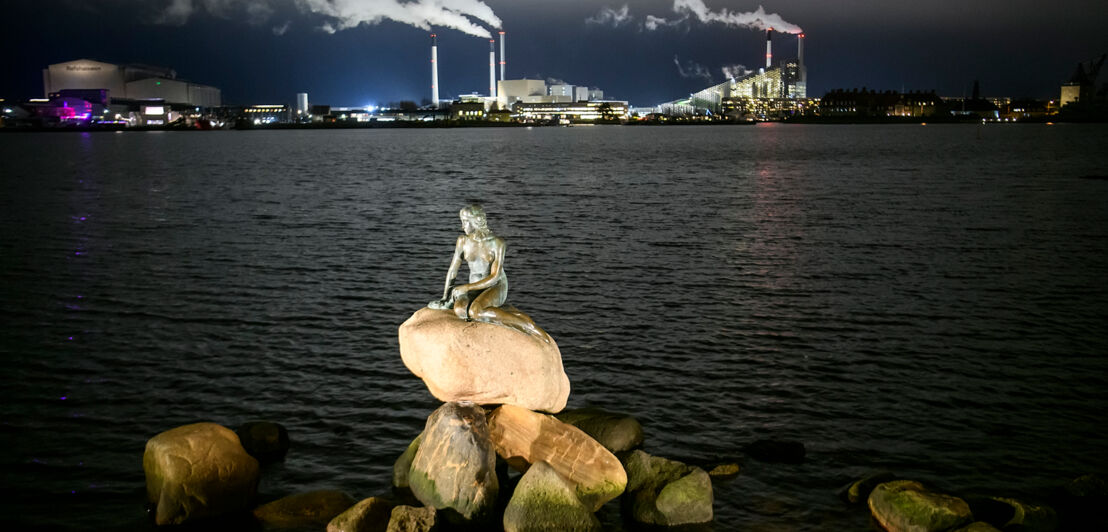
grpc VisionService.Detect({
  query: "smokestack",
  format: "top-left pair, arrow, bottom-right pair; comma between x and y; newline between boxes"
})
765,28 -> 773,69
499,31 -> 506,81
489,39 -> 496,98
430,34 -> 439,108
798,33 -> 806,83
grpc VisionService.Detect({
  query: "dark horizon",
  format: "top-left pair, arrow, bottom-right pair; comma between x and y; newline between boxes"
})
2,1 -> 1106,107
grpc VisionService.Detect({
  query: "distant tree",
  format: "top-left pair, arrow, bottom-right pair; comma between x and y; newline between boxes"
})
398,100 -> 418,112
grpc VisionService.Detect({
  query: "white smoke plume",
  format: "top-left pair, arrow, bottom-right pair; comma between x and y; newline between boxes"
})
721,63 -> 753,80
672,0 -> 801,34
644,14 -> 685,31
154,0 -> 503,39
586,5 -> 632,27
272,20 -> 290,35
673,55 -> 713,83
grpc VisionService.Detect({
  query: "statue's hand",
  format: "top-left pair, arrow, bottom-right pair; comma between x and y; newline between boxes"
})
428,298 -> 451,310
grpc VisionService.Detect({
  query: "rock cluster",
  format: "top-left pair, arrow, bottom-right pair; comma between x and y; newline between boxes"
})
841,471 -> 1077,532
391,305 -> 715,529
140,303 -> 718,529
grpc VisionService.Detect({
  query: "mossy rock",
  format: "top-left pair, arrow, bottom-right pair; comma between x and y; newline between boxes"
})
867,480 -> 972,532
555,407 -> 644,453
327,496 -> 396,532
503,461 -> 600,532
253,490 -> 357,528
620,450 -> 713,526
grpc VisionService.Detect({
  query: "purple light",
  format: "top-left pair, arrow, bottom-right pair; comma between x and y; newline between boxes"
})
67,336 -> 73,340
60,396 -> 67,400
80,217 -> 86,221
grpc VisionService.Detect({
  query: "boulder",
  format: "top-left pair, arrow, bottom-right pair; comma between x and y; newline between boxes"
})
488,404 -> 626,511
838,471 -> 897,504
328,496 -> 397,532
953,523 -> 1002,532
744,439 -> 806,464
707,463 -> 741,480
236,421 -> 290,464
409,402 -> 498,523
555,408 -> 644,453
398,307 -> 570,413
1053,474 -> 1108,530
503,461 -> 601,532
620,450 -> 713,526
143,422 -> 260,525
253,490 -> 357,528
868,480 -> 972,532
989,497 -> 1057,532
387,505 -> 437,532
393,434 -> 423,492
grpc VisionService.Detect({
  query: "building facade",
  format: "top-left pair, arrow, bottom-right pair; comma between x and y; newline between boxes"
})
43,59 -> 221,107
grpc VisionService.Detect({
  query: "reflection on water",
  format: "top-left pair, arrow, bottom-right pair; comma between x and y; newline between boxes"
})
1,125 -> 1107,530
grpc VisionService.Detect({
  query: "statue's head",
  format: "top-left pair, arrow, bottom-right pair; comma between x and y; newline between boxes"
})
459,204 -> 488,235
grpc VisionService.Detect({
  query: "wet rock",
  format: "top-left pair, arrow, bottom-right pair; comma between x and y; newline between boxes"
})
868,480 -> 972,532
143,422 -> 260,525
744,439 -> 805,464
253,490 -> 357,528
707,463 -> 741,480
387,505 -> 437,532
488,404 -> 626,511
409,402 -> 498,524
503,461 -> 601,532
555,407 -> 644,453
236,421 -> 290,464
838,471 -> 897,504
327,496 -> 397,532
990,497 -> 1058,532
399,307 -> 570,413
965,496 -> 1015,527
953,522 -> 1002,532
392,434 -> 423,492
621,450 -> 713,526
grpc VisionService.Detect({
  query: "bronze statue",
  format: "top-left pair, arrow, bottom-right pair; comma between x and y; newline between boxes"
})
429,205 -> 549,341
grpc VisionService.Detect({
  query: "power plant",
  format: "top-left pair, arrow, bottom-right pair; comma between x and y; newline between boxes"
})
655,30 -> 809,119
430,33 -> 439,108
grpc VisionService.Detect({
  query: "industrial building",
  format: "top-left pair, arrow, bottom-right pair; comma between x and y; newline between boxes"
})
513,100 -> 628,122
43,59 -> 221,107
655,31 -> 808,119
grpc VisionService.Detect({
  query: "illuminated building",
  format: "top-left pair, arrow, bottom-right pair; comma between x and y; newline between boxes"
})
513,100 -> 628,122
42,59 -> 221,107
497,79 -> 548,109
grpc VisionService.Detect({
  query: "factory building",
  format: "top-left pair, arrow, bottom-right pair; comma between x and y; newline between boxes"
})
42,59 -> 221,107
656,32 -> 807,118
497,79 -> 548,108
513,100 -> 629,122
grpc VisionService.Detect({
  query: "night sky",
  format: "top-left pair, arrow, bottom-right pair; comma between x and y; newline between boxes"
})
3,0 -> 1106,107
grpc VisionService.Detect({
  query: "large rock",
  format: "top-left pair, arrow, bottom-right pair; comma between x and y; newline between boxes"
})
503,461 -> 601,532
253,490 -> 357,528
488,404 -> 626,511
620,450 -> 713,526
409,402 -> 498,523
868,480 -> 973,532
555,407 -> 644,453
387,505 -> 437,532
989,497 -> 1057,532
838,471 -> 897,504
398,307 -> 570,413
143,422 -> 260,525
236,421 -> 290,464
328,496 -> 397,532
392,434 -> 423,492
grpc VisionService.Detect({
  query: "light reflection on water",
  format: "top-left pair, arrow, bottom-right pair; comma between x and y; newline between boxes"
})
1,124 -> 1107,530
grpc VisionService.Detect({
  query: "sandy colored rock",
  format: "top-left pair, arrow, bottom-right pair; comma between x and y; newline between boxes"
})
328,496 -> 397,532
707,463 -> 741,479
253,490 -> 357,528
409,402 -> 498,523
868,480 -> 972,532
488,404 -> 626,511
555,407 -> 644,453
398,307 -> 570,413
387,505 -> 437,532
143,422 -> 260,525
503,461 -> 601,532
621,450 -> 713,526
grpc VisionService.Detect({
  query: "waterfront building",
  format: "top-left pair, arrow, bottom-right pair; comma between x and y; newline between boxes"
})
513,100 -> 628,122
43,59 -> 221,107
497,79 -> 547,109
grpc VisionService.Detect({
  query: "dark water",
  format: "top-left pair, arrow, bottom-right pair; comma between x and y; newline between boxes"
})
2,124 -> 1107,530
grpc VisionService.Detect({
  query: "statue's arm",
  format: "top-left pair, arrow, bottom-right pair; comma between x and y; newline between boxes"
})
442,236 -> 465,301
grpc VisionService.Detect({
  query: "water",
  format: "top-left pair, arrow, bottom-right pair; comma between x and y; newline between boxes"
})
1,124 -> 1107,530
